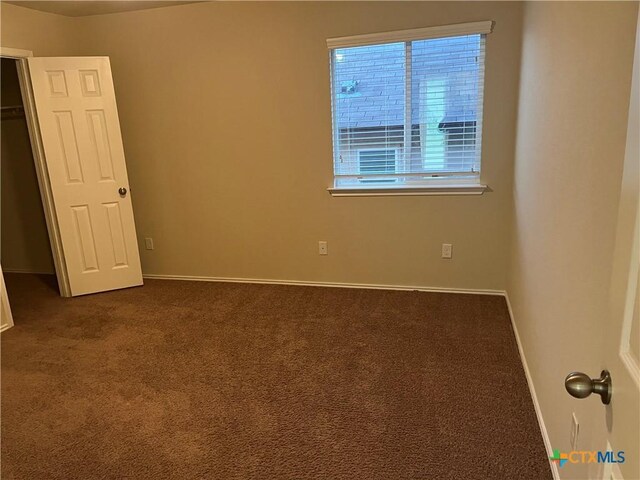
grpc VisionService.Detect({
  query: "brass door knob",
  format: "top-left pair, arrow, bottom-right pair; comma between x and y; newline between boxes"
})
565,370 -> 612,405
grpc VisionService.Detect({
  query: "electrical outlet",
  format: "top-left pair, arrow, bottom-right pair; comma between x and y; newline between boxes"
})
570,412 -> 579,450
318,241 -> 328,255
441,243 -> 452,259
144,237 -> 154,250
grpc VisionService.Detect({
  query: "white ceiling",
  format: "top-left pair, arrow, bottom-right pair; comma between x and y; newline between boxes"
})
3,1 -> 204,17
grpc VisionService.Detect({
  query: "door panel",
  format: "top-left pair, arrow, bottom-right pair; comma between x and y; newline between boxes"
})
103,202 -> 129,268
71,204 -> 99,272
629,274 -> 639,363
0,265 -> 14,332
28,57 -> 142,296
601,13 -> 640,480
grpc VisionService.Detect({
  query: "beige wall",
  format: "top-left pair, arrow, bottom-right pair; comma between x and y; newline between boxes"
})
1,2 -> 523,290
1,59 -> 54,273
507,2 -> 638,478
0,2 -> 79,56
63,1 -> 521,290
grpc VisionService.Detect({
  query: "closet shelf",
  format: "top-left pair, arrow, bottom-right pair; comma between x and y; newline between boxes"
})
1,105 -> 25,120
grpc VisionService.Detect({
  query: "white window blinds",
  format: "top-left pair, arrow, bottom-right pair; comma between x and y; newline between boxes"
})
328,22 -> 492,187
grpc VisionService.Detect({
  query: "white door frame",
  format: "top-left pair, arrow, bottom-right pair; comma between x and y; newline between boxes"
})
1,46 -> 72,297
1,264 -> 14,331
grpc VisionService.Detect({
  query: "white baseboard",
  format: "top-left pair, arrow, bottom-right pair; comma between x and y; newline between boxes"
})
142,273 -> 505,296
504,292 -> 560,480
5,269 -> 504,296
0,323 -> 13,333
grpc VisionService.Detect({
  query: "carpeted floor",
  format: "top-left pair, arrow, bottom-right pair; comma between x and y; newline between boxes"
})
1,273 -> 551,479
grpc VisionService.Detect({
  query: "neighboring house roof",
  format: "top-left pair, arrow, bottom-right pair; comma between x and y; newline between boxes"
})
333,36 -> 481,130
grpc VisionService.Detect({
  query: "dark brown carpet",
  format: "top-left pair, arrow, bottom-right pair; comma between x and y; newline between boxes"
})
1,274 -> 551,479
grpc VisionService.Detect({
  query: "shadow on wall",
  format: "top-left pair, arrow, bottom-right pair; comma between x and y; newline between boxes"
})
1,58 -> 54,273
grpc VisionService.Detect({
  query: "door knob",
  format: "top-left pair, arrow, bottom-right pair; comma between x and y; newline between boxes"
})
565,370 -> 612,405
118,187 -> 127,196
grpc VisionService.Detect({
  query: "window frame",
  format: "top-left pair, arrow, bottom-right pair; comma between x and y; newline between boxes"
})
326,21 -> 493,197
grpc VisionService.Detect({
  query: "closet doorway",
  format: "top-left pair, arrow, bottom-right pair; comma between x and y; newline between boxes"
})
1,56 -> 56,281
1,52 -> 58,330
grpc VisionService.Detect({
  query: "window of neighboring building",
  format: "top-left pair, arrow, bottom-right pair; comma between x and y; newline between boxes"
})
357,149 -> 398,183
327,22 -> 493,192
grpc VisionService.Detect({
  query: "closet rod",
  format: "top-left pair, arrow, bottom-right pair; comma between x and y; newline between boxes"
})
1,105 -> 25,119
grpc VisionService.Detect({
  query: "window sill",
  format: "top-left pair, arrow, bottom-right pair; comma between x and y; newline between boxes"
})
327,183 -> 487,197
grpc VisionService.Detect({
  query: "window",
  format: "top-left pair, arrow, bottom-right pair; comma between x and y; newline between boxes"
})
327,22 -> 493,193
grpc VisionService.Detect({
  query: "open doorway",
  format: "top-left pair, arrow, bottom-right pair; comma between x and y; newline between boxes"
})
1,55 -> 60,330
1,57 -> 58,282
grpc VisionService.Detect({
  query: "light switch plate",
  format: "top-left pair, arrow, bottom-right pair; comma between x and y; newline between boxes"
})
570,412 -> 579,450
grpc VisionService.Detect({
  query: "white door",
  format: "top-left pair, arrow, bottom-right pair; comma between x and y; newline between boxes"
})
0,265 -> 14,332
599,14 -> 640,480
27,57 -> 142,296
